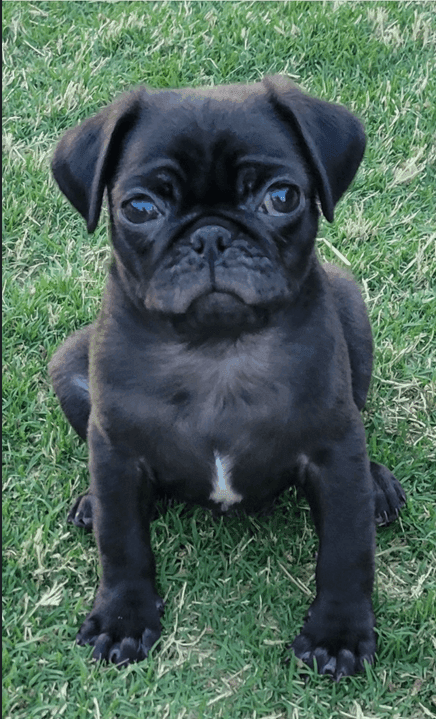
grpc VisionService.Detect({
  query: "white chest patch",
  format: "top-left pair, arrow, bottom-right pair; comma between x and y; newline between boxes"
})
209,452 -> 243,512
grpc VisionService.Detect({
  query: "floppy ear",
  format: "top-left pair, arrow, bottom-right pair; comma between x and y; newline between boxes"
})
52,91 -> 143,233
264,76 -> 365,222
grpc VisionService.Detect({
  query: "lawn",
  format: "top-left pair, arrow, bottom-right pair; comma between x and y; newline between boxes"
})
2,2 -> 435,718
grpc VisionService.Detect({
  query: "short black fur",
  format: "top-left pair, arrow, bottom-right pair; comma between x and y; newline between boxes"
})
49,75 -> 406,678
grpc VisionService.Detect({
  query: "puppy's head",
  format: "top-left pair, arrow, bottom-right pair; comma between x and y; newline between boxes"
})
52,76 -> 365,334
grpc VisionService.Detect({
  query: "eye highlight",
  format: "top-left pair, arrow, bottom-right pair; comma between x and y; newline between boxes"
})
260,184 -> 302,216
122,196 -> 162,224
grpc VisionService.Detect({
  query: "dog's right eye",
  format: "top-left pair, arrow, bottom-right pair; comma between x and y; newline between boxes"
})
122,196 -> 161,224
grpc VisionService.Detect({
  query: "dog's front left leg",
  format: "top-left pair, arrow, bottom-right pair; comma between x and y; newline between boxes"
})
76,421 -> 163,667
292,422 -> 376,680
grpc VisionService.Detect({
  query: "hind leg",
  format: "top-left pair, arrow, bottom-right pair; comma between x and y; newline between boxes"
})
324,265 -> 406,525
49,325 -> 92,440
371,462 -> 406,526
67,493 -> 95,531
49,325 -> 94,526
324,263 -> 373,411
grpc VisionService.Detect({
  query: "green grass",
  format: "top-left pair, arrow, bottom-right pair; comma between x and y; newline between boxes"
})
3,1 -> 435,717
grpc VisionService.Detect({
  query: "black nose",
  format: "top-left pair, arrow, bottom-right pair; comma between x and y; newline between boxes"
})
190,225 -> 232,256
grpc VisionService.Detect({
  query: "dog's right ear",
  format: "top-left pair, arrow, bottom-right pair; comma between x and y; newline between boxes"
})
52,91 -> 143,233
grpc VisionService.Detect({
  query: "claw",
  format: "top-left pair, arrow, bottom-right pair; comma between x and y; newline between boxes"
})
321,656 -> 337,676
156,597 -> 165,615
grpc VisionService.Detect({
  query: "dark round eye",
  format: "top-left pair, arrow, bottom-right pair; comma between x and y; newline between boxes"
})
122,196 -> 161,224
260,185 -> 301,215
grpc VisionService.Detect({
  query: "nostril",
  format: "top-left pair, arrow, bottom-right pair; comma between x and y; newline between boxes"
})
190,233 -> 204,253
216,233 -> 228,253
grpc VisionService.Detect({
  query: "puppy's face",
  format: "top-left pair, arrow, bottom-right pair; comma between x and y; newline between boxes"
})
52,77 -> 365,332
110,97 -> 317,329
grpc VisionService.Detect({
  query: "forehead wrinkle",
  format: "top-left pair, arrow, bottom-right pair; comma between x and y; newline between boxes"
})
118,98 -> 309,202
116,157 -> 187,187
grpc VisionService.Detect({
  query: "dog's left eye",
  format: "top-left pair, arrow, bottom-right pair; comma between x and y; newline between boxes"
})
260,185 -> 301,216
122,196 -> 162,224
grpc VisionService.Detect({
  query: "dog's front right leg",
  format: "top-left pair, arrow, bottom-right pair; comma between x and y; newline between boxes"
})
76,421 -> 163,667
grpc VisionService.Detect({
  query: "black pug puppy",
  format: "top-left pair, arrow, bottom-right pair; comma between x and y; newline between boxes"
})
49,75 -> 406,679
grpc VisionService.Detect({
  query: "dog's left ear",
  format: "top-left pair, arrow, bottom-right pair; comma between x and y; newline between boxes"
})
52,91 -> 143,233
264,76 -> 365,222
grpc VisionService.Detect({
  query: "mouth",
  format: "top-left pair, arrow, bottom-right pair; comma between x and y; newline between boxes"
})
181,290 -> 269,335
143,235 -> 291,317
191,290 -> 246,317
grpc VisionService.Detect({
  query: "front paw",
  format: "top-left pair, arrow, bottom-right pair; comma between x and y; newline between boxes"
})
76,583 -> 164,667
291,600 -> 376,680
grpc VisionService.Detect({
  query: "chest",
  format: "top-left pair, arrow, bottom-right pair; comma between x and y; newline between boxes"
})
96,330 -> 325,511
